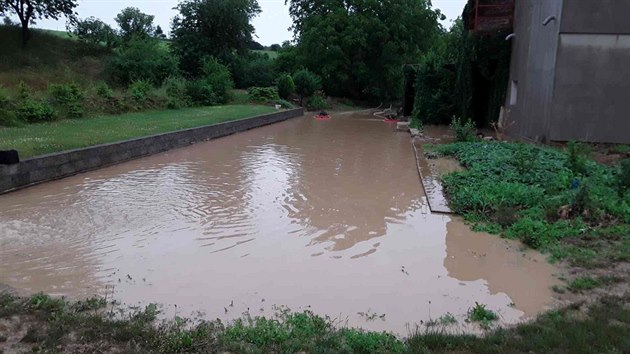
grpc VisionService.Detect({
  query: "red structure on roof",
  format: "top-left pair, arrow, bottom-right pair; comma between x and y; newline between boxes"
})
464,0 -> 515,33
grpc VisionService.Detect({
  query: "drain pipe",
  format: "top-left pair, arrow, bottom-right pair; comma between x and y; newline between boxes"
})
542,16 -> 557,26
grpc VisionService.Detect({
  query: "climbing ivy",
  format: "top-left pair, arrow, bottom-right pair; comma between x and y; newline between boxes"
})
411,9 -> 512,128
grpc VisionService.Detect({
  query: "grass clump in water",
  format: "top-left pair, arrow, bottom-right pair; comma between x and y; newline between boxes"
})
466,303 -> 498,329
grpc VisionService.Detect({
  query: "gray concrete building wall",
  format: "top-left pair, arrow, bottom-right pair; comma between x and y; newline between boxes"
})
505,0 -> 630,143
549,33 -> 630,143
504,0 -> 564,142
548,0 -> 630,143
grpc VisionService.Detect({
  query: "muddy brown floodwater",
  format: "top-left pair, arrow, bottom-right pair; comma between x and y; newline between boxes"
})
0,112 -> 561,335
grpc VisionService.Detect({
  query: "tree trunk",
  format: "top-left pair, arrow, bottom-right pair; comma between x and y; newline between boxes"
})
20,19 -> 31,47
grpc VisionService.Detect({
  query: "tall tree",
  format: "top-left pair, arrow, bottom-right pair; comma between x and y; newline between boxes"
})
285,0 -> 441,101
1,0 -> 77,45
171,0 -> 261,76
115,7 -> 155,41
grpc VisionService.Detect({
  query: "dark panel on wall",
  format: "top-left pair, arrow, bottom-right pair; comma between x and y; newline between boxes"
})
561,0 -> 630,35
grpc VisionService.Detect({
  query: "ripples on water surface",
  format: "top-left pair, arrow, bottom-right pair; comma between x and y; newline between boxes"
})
0,113 -> 560,334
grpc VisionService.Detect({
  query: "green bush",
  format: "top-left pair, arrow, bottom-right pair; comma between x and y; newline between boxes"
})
248,87 -> 279,103
0,86 -> 10,108
185,80 -> 217,106
234,54 -> 277,88
161,76 -> 190,109
128,80 -> 153,102
0,109 -> 22,127
16,100 -> 56,123
617,159 -> 630,198
277,74 -> 295,99
306,93 -> 328,110
450,116 -> 476,142
95,82 -> 114,99
566,141 -> 590,176
293,69 -> 321,104
200,57 -> 233,104
106,38 -> 179,86
48,83 -> 85,118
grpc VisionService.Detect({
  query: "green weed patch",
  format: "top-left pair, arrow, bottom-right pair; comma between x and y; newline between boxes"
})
436,141 -> 630,267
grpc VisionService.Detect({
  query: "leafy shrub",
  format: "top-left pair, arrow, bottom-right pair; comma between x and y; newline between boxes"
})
617,159 -> 630,198
276,74 -> 295,99
95,82 -> 114,99
161,76 -> 190,109
199,57 -> 233,104
48,83 -> 85,118
0,109 -> 22,127
185,80 -> 217,106
17,81 -> 33,101
128,80 -> 153,102
0,86 -> 10,108
16,100 -> 56,123
450,116 -> 476,142
566,141 -> 590,176
234,54 -> 277,88
106,38 -> 178,86
293,69 -> 321,103
248,87 -> 279,103
306,93 -> 328,110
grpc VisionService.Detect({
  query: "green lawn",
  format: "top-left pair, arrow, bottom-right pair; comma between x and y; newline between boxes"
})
0,105 -> 276,158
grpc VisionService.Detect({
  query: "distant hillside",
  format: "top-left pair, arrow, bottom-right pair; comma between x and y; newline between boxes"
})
0,25 -> 111,92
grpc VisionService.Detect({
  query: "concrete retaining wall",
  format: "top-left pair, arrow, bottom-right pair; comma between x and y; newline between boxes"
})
0,108 -> 303,194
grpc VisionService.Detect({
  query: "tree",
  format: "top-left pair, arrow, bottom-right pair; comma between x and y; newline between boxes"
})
171,0 -> 261,76
115,7 -> 155,41
293,69 -> 321,104
154,25 -> 166,39
70,17 -> 118,48
1,0 -> 77,45
286,0 -> 441,101
269,44 -> 281,51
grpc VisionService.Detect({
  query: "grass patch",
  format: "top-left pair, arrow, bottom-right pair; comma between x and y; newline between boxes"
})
435,141 -> 630,269
407,295 -> 630,353
568,276 -> 602,292
0,105 -> 276,157
2,293 -> 629,353
253,49 -> 278,59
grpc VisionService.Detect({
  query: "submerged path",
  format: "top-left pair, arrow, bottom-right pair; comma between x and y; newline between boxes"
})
0,112 -> 561,334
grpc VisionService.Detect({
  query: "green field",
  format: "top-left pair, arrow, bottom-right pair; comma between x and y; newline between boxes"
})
253,49 -> 278,59
0,105 -> 275,158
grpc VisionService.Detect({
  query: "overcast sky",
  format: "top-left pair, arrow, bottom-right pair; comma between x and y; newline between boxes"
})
31,0 -> 467,46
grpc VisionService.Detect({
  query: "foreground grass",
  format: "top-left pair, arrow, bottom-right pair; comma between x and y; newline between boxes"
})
1,293 -> 628,353
0,105 -> 276,158
435,141 -> 630,269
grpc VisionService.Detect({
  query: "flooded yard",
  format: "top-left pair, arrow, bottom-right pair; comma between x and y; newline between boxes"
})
0,112 -> 561,335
